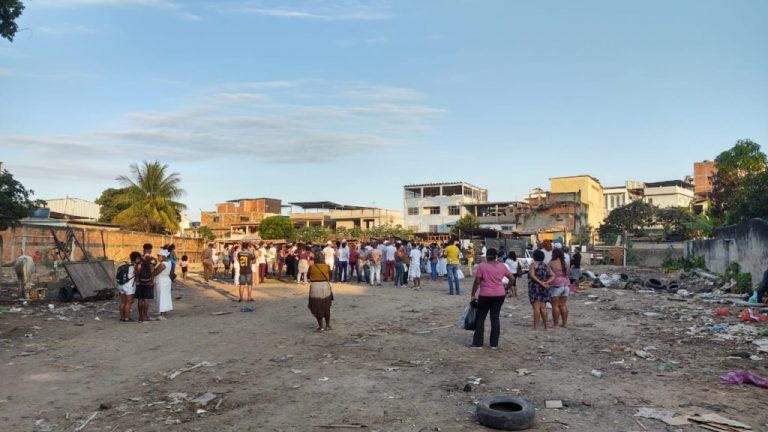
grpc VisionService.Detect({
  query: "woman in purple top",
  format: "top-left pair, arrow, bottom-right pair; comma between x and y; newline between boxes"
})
470,248 -> 516,349
548,248 -> 570,328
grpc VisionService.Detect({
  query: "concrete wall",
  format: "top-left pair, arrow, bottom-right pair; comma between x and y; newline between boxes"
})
404,196 -> 472,233
686,218 -> 768,285
633,242 -> 685,268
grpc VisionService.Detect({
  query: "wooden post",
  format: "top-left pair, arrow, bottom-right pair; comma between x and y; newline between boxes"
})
100,230 -> 107,259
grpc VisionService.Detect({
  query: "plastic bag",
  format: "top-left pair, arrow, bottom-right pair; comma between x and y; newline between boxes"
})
739,308 -> 767,322
714,307 -> 731,318
721,369 -> 768,389
457,269 -> 465,280
460,301 -> 477,331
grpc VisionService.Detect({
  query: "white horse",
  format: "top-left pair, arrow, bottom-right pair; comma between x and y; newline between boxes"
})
14,255 -> 34,300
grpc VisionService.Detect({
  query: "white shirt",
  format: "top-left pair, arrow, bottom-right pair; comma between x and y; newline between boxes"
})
540,249 -> 553,264
409,248 -> 422,264
323,246 -> 336,263
505,259 -> 520,275
268,247 -> 277,261
481,246 -> 487,257
256,247 -> 267,264
385,245 -> 397,261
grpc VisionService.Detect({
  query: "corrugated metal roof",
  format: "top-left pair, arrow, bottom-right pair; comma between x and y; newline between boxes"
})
403,181 -> 487,190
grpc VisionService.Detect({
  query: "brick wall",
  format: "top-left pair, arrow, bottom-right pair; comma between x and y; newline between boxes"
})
0,226 -> 203,265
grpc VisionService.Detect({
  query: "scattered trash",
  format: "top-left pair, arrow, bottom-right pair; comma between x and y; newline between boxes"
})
195,409 -> 207,415
166,361 -> 216,380
688,413 -> 752,430
467,377 -> 482,385
710,323 -> 730,334
211,311 -> 232,316
721,369 -> 768,389
463,384 -> 472,392
190,392 -> 217,407
240,304 -> 255,313
663,416 -> 691,426
739,308 -> 766,322
754,339 -> 768,353
590,369 -> 603,378
166,393 -> 189,404
315,424 -> 368,429
643,312 -> 661,317
516,368 -> 533,376
635,407 -> 676,420
290,369 -> 303,374
726,352 -> 752,359
318,377 -> 329,382
545,400 -> 563,409
656,363 -> 680,372
715,307 -> 731,317
676,289 -> 691,297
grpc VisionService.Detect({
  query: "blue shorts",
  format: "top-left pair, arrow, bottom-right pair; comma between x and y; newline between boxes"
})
550,285 -> 570,297
239,273 -> 253,285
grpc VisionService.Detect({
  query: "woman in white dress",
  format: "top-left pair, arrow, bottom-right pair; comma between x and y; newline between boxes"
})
155,249 -> 173,320
437,245 -> 448,277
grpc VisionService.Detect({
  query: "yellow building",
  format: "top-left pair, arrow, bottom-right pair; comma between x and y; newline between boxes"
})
549,175 -> 606,231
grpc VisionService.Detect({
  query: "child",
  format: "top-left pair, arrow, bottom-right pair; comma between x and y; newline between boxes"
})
528,249 -> 554,330
504,251 -> 523,297
180,255 -> 189,282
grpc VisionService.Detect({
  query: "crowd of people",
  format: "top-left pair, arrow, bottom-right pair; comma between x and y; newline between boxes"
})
115,237 -> 584,345
117,242 -> 178,323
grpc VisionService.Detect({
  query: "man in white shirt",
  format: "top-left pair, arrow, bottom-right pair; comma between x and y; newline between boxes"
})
323,241 -> 336,271
384,241 -> 397,282
408,246 -> 422,289
267,243 -> 277,277
480,241 -> 487,263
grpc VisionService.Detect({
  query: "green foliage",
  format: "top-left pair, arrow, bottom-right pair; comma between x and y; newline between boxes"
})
661,250 -> 705,272
366,224 -> 415,240
625,238 -> 639,265
727,170 -> 768,225
683,213 -> 715,238
0,0 -> 25,42
259,216 -> 295,240
598,201 -> 656,239
198,225 -> 215,242
710,139 -> 766,219
573,225 -> 593,246
656,207 -> 694,240
296,225 -> 331,244
724,262 -> 753,294
0,167 -> 45,231
450,213 -> 479,236
113,161 -> 187,233
95,187 -> 130,223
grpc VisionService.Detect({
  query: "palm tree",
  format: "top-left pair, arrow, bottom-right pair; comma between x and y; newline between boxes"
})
113,161 -> 186,233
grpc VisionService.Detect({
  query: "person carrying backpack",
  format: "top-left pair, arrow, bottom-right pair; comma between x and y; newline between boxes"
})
135,243 -> 158,322
118,251 -> 141,322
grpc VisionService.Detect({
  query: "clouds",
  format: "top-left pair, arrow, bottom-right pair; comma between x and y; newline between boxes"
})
0,80 -> 443,179
223,0 -> 392,21
35,0 -> 201,21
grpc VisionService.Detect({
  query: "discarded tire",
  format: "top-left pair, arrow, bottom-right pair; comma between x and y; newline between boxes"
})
620,273 -> 630,282
666,280 -> 680,291
58,286 -> 73,302
645,278 -> 665,290
476,394 -> 535,430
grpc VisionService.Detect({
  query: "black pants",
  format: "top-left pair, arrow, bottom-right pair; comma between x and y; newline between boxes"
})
472,295 -> 505,347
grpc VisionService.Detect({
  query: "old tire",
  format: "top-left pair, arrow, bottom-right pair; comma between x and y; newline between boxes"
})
476,394 -> 535,430
645,278 -> 665,290
58,286 -> 73,302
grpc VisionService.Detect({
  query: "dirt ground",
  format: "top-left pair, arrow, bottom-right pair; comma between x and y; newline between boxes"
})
1,266 -> 767,432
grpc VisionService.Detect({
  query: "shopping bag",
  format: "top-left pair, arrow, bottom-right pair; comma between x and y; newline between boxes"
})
460,301 -> 478,330
457,269 -> 465,280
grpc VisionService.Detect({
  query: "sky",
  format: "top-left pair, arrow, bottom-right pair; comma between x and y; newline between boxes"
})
1,0 -> 767,221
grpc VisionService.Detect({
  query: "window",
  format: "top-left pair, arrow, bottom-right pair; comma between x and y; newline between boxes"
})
610,195 -> 615,208
213,216 -> 221,223
423,187 -> 441,197
407,207 -> 419,215
240,216 -> 250,222
428,225 -> 439,233
423,206 -> 440,215
448,206 -> 460,216
620,195 -> 625,206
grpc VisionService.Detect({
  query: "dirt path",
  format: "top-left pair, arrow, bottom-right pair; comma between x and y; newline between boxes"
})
1,269 -> 766,431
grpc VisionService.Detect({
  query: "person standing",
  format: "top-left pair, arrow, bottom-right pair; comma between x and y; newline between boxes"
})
222,245 -> 232,275
384,241 -> 397,282
355,242 -> 368,283
201,242 -> 215,283
307,258 -> 334,331
408,244 -> 422,289
267,243 -> 277,277
322,241 -> 336,275
118,251 -> 141,322
134,243 -> 157,323
377,241 -> 387,282
538,239 -> 553,264
230,244 -> 241,287
277,245 -> 288,281
570,247 -> 582,284
429,244 -> 439,281
337,241 -> 350,282
285,245 -> 297,279
257,242 -> 268,283
548,248 -> 570,328
236,242 -> 255,302
466,243 -> 475,276
297,246 -> 310,284
348,242 -> 358,282
394,242 -> 407,288
470,248 -> 515,349
479,241 -> 487,263
444,240 -> 461,295
504,251 -> 523,297
369,242 -> 383,286
155,249 -> 173,320
528,250 -> 554,330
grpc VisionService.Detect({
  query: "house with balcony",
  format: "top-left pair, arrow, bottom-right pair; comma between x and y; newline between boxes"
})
288,201 -> 402,231
201,198 -> 282,239
403,182 -> 488,233
643,180 -> 695,209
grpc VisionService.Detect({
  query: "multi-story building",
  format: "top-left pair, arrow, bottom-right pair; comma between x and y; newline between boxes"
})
403,182 -> 488,233
288,201 -> 402,230
201,198 -> 282,239
603,181 -> 644,213
643,180 -> 695,209
693,160 -> 716,200
549,175 -> 606,230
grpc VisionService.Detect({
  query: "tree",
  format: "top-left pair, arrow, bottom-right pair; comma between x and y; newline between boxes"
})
710,139 -> 766,219
656,207 -> 694,240
450,214 -> 479,236
198,225 -> 215,242
260,216 -> 295,240
113,161 -> 186,233
296,225 -> 331,244
727,170 -> 768,224
598,201 -> 655,239
1,0 -> 24,42
95,187 -> 130,223
0,167 -> 44,230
